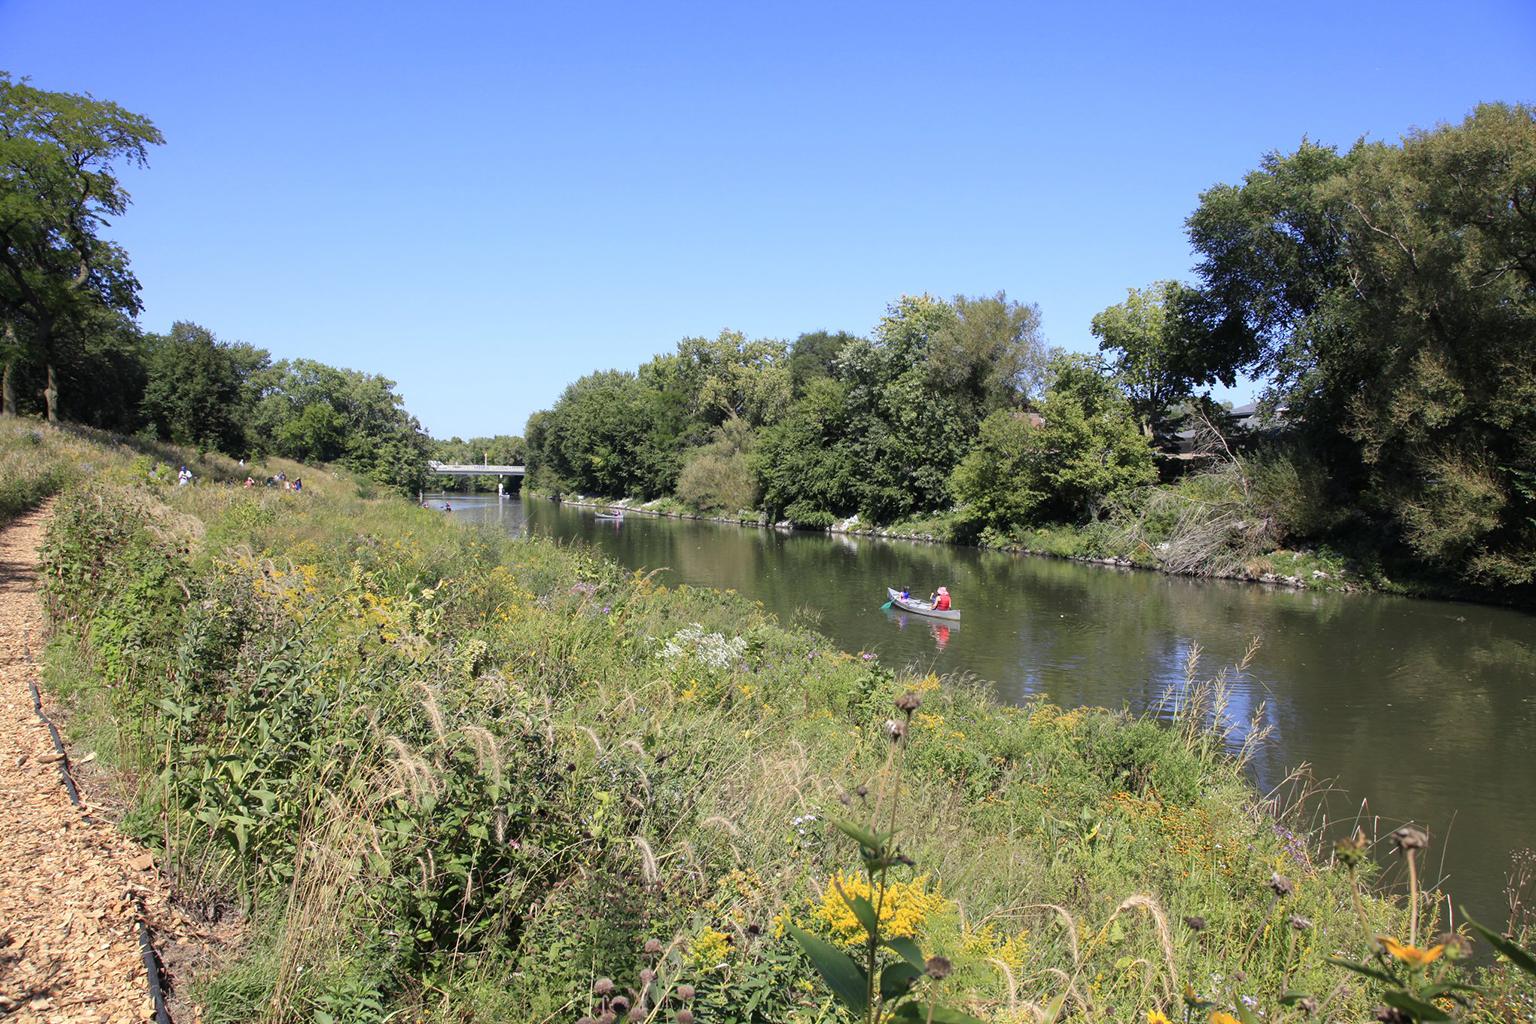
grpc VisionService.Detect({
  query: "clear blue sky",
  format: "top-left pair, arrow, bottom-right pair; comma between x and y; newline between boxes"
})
3,1 -> 1532,438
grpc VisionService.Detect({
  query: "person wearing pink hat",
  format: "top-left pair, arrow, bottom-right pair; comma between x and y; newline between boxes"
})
929,586 -> 951,611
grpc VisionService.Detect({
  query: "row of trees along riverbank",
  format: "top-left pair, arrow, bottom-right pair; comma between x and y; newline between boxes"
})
14,418 -> 1535,1022
525,103 -> 1535,603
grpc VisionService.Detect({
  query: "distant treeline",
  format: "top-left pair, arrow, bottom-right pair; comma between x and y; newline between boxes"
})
526,103 -> 1536,594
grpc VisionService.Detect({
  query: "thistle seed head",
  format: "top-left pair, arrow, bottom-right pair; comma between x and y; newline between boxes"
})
895,692 -> 922,715
925,955 -> 952,980
1268,873 -> 1294,897
1183,915 -> 1207,931
593,978 -> 614,997
1392,825 -> 1428,853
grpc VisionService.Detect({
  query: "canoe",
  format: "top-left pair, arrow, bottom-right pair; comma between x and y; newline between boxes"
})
594,512 -> 624,521
886,587 -> 961,621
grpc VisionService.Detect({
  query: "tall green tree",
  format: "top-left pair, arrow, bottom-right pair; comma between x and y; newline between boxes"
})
0,73 -> 162,420
950,353 -> 1155,535
141,322 -> 268,453
1090,280 -> 1203,438
1184,104 -> 1536,586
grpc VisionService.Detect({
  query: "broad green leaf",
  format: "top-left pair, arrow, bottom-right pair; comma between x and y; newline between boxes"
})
1467,915 -> 1536,978
831,816 -> 882,851
787,921 -> 868,1014
1327,956 -> 1398,986
1234,1001 -> 1260,1024
1382,990 -> 1450,1021
880,963 -> 922,999
884,935 -> 926,970
891,1003 -> 988,1024
838,888 -> 879,938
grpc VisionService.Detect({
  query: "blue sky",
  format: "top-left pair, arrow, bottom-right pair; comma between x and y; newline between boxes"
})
3,1 -> 1532,438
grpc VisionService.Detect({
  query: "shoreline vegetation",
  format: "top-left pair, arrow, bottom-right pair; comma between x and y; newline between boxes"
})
531,491 -> 1364,596
7,418 -> 1534,1023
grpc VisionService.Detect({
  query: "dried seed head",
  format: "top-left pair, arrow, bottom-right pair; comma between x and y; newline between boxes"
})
675,984 -> 695,1001
627,1009 -> 645,1023
1268,873 -> 1294,897
577,1018 -> 596,1024
855,785 -> 869,799
895,692 -> 922,715
886,719 -> 907,742
593,978 -> 614,997
639,968 -> 656,985
1183,915 -> 1207,932
1289,914 -> 1313,931
597,1013 -> 617,1024
610,996 -> 630,1014
925,955 -> 953,980
675,1011 -> 694,1024
643,938 -> 663,955
745,922 -> 762,937
1297,996 -> 1318,1016
1392,825 -> 1428,853
1374,1008 -> 1411,1023
1335,828 -> 1369,868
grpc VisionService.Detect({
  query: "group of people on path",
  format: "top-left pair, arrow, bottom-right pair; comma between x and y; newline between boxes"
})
241,471 -> 301,491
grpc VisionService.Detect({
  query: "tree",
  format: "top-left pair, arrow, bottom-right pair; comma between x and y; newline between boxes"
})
1090,280 -> 1203,438
950,354 -> 1155,535
1184,104 -> 1536,586
141,322 -> 268,453
676,416 -> 759,513
928,291 -> 1047,415
788,330 -> 858,396
528,370 -> 659,497
0,74 -> 162,420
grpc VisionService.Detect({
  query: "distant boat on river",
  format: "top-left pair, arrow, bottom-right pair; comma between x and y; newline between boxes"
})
595,510 -> 624,521
886,587 -> 961,621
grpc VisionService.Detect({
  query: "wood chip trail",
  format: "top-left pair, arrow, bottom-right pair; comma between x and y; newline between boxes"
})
0,502 -> 168,1022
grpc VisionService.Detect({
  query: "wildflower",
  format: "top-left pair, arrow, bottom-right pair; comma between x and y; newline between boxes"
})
675,1011 -> 694,1024
593,978 -> 614,997
1267,872 -> 1294,897
627,1009 -> 645,1023
925,956 -> 952,980
643,938 -> 663,955
895,691 -> 922,715
639,969 -> 656,984
1391,825 -> 1428,852
1211,1013 -> 1242,1024
1148,1012 -> 1172,1024
676,984 -> 695,1001
1377,935 -> 1446,968
610,996 -> 630,1014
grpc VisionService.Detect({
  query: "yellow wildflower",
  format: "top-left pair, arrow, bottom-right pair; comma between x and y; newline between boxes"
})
1148,1012 -> 1172,1024
1378,935 -> 1445,967
813,872 -> 950,946
689,926 -> 731,969
1210,1013 -> 1242,1024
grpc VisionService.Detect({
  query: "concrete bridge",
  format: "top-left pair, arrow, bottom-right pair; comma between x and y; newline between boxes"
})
428,461 -> 525,477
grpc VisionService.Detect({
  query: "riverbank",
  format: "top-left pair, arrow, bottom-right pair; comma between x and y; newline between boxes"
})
10,420 -> 1530,1022
535,489 -> 1441,599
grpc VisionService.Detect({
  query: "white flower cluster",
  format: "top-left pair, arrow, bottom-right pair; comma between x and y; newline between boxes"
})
657,623 -> 747,670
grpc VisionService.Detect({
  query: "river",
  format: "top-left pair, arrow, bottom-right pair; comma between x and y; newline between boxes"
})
442,493 -> 1536,933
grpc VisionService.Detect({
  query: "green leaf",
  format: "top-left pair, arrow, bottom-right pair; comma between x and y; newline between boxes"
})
880,962 -> 922,999
1327,956 -> 1399,986
1382,989 -> 1451,1021
884,935 -> 926,970
891,1004 -> 988,1024
1467,915 -> 1536,978
831,816 -> 882,851
1234,1001 -> 1260,1024
786,921 -> 868,1014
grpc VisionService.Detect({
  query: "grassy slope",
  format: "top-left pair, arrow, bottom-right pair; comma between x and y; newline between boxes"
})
17,419 -> 1521,1023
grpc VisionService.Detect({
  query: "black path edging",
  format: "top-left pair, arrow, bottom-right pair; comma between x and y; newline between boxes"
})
22,631 -> 174,1024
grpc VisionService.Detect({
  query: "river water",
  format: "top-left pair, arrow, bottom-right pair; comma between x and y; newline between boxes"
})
444,493 -> 1536,931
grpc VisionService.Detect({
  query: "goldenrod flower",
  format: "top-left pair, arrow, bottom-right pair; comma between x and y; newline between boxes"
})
1378,935 -> 1445,967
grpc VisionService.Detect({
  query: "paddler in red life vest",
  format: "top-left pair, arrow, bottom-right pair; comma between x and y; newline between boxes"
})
930,586 -> 951,611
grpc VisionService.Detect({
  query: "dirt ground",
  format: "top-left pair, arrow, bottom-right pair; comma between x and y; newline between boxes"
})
0,502 -> 178,1022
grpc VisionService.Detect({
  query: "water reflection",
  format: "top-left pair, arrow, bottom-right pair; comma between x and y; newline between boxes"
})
443,494 -> 1536,930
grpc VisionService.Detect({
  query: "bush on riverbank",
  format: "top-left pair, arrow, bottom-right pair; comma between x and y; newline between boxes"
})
15,425 -> 1533,1022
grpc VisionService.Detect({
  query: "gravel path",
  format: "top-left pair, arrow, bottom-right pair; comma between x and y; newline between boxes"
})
0,502 -> 171,1022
